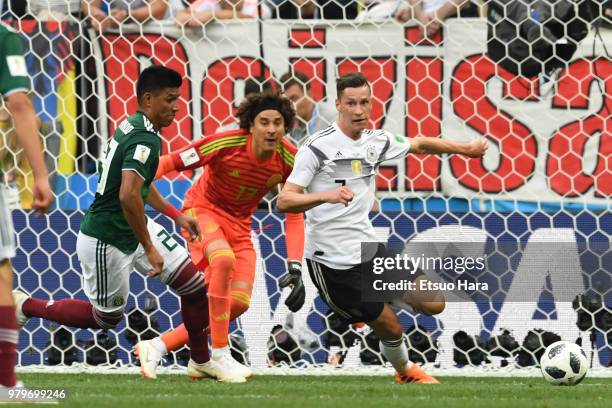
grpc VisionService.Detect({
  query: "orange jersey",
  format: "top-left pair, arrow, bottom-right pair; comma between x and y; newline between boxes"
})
160,129 -> 296,221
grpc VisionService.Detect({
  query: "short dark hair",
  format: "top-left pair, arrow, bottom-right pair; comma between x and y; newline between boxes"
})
280,71 -> 311,93
136,66 -> 182,103
336,72 -> 370,99
237,92 -> 295,133
244,76 -> 275,97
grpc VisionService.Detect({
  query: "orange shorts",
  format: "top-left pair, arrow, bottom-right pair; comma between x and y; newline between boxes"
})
181,205 -> 256,286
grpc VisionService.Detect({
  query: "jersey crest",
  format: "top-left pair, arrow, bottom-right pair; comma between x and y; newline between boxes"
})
365,145 -> 378,163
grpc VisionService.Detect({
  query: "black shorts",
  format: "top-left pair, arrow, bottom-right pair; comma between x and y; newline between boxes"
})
307,244 -> 419,323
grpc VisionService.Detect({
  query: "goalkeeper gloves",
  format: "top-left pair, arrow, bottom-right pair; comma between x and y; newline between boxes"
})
279,261 -> 305,312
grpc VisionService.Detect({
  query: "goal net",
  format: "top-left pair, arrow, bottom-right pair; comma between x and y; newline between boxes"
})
2,0 -> 610,375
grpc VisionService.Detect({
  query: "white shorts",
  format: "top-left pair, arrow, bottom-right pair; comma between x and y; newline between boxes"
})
0,186 -> 16,261
77,218 -> 189,313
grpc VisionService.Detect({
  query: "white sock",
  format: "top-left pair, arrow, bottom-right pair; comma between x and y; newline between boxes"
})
211,346 -> 231,360
380,337 -> 411,374
152,337 -> 167,355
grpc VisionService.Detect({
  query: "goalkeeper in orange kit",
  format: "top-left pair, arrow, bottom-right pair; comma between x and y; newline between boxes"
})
136,93 -> 305,383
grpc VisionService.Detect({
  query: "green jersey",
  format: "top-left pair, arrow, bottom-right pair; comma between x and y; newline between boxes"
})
0,22 -> 30,179
0,22 -> 30,98
80,111 -> 161,254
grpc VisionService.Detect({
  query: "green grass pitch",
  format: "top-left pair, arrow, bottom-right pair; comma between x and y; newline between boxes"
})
14,374 -> 612,408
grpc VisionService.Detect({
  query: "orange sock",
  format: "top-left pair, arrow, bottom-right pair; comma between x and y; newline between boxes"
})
207,249 -> 235,349
161,323 -> 189,352
230,289 -> 251,319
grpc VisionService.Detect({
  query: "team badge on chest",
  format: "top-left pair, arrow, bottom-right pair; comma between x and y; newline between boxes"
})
365,145 -> 377,163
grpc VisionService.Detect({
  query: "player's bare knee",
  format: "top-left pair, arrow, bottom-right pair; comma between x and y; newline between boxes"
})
418,300 -> 446,316
407,277 -> 445,315
93,308 -> 123,330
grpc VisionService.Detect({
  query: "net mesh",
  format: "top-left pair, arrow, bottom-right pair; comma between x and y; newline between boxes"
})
1,0 -> 610,374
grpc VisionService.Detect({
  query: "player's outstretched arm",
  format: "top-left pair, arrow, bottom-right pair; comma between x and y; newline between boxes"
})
155,132 -> 239,178
7,92 -> 53,214
120,170 -> 163,276
277,182 -> 354,213
409,136 -> 488,157
155,154 -> 179,179
145,184 -> 200,242
154,138 -> 209,178
278,211 -> 306,312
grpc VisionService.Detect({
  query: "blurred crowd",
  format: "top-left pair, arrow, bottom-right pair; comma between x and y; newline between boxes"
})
2,0 -> 486,38
0,0 -> 609,209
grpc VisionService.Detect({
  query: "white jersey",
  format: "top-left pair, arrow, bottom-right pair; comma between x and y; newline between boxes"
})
287,122 -> 411,269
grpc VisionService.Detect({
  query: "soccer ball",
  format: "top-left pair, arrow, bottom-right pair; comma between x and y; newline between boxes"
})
540,341 -> 588,385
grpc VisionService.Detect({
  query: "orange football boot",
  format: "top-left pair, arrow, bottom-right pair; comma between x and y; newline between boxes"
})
395,364 -> 440,384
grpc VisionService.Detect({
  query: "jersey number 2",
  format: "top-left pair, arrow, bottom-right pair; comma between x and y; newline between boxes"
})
156,229 -> 178,252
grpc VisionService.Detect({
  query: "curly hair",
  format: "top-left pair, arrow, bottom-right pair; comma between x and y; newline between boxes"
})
237,92 -> 295,133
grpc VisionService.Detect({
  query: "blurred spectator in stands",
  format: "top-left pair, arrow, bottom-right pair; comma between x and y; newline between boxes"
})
216,76 -> 276,132
280,71 -> 336,147
175,0 -> 271,27
355,0 -> 406,21
355,1 -> 478,35
395,0 -> 479,37
267,0 -> 361,19
27,0 -> 82,20
316,0 -> 360,19
81,0 -> 171,32
267,0 -> 316,19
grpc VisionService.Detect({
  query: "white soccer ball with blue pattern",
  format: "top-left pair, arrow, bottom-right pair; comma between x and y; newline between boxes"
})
540,341 -> 588,385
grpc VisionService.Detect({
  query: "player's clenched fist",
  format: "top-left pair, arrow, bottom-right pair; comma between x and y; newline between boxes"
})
32,177 -> 54,215
326,186 -> 354,206
465,138 -> 488,158
176,214 -> 201,242
145,246 -> 164,277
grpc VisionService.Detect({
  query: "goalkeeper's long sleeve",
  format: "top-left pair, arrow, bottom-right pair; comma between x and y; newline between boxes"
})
155,129 -> 248,178
284,212 -> 305,263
